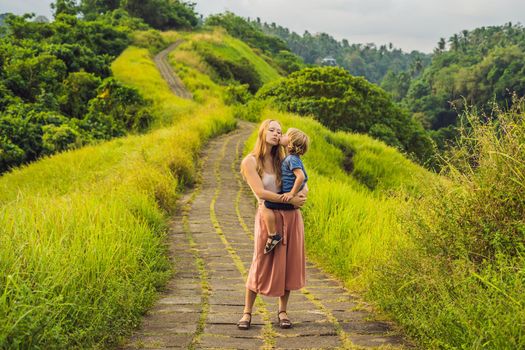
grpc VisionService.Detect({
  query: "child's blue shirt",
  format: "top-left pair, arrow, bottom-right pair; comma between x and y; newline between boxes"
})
281,154 -> 308,193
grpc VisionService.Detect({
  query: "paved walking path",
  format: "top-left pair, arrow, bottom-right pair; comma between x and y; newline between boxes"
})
121,121 -> 412,349
154,40 -> 193,99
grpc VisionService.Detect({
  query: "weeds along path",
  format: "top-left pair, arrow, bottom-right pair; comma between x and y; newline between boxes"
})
121,121 -> 412,349
154,40 -> 193,99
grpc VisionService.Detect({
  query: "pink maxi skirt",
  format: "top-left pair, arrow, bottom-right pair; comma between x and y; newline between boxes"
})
245,205 -> 306,297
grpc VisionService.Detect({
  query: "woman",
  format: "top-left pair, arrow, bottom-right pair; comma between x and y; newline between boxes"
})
237,119 -> 307,330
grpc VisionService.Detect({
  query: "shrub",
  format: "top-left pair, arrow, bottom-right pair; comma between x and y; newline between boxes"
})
0,136 -> 25,172
98,9 -> 150,31
86,77 -> 153,134
42,124 -> 80,154
59,71 -> 101,119
0,112 -> 43,167
274,50 -> 304,75
4,53 -> 67,102
131,29 -> 167,54
123,0 -> 198,30
45,43 -> 112,77
232,99 -> 266,122
224,83 -> 252,105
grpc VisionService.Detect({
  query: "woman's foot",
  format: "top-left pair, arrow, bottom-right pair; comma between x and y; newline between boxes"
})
264,234 -> 282,254
278,310 -> 292,329
237,312 -> 252,330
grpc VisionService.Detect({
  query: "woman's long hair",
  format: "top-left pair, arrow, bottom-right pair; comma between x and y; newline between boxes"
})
247,119 -> 285,186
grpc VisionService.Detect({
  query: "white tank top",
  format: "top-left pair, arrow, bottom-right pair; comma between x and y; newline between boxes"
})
251,171 -> 278,204
262,171 -> 279,193
244,155 -> 279,203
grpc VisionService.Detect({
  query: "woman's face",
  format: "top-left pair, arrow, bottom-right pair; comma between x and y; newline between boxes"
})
266,121 -> 282,146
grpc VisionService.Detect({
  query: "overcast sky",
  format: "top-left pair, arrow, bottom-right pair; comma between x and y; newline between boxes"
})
2,0 -> 524,53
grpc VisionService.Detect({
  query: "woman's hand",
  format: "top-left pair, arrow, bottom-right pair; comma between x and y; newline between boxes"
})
290,194 -> 307,208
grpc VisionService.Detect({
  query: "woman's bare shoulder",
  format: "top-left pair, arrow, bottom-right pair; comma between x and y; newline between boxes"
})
241,154 -> 256,168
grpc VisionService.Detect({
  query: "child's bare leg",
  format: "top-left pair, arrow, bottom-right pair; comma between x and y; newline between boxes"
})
261,205 -> 282,254
261,206 -> 277,235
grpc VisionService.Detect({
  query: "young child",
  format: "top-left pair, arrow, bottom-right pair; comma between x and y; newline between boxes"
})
262,128 -> 309,254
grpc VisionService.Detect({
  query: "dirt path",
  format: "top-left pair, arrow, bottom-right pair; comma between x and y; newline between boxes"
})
121,121 -> 412,349
154,41 -> 193,99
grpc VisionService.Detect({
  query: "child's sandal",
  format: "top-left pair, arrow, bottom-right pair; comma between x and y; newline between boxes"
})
264,234 -> 282,254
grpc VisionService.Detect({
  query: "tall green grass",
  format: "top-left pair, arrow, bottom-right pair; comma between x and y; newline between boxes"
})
0,36 -> 236,348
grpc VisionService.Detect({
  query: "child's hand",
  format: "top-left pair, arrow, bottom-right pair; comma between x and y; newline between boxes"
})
282,192 -> 294,202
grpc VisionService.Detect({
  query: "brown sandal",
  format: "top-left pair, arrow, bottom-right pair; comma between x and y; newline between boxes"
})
237,312 -> 252,330
278,310 -> 292,329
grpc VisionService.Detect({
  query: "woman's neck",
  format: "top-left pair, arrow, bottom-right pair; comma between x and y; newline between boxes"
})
262,149 -> 274,173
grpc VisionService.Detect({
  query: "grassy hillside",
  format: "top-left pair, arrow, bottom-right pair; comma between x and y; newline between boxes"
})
168,28 -> 281,96
112,47 -> 194,127
195,29 -> 281,83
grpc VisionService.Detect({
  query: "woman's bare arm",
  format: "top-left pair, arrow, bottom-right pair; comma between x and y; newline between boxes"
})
241,156 -> 285,202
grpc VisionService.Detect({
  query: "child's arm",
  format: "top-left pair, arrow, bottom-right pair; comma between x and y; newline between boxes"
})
301,182 -> 309,195
282,168 -> 305,201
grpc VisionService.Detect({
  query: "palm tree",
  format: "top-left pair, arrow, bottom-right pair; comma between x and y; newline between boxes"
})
438,37 -> 446,51
449,34 -> 460,51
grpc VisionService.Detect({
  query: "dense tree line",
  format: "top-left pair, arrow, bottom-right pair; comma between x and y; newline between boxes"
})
400,23 -> 525,151
253,19 -> 525,159
249,18 -> 430,84
0,13 -> 152,173
52,0 -> 198,30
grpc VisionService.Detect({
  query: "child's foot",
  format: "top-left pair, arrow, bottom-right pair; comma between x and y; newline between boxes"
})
264,233 -> 282,254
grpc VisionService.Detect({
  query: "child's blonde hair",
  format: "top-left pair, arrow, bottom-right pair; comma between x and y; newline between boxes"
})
286,128 -> 309,156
